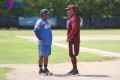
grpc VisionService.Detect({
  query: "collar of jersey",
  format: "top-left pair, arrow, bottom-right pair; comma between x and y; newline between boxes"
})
41,17 -> 47,21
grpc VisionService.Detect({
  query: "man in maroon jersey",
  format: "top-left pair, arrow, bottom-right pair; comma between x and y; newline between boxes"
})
65,4 -> 80,75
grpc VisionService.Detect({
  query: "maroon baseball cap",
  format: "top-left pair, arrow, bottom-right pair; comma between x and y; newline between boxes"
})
65,5 -> 76,10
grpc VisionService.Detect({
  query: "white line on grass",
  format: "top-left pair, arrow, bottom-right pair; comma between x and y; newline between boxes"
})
16,35 -> 120,58
53,42 -> 120,57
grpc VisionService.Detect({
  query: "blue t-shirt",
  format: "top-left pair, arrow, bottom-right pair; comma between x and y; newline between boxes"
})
34,18 -> 52,45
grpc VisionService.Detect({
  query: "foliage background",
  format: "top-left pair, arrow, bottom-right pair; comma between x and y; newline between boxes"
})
0,0 -> 120,17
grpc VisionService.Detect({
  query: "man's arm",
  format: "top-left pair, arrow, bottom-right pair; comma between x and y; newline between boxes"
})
34,20 -> 42,40
34,28 -> 42,40
67,17 -> 79,41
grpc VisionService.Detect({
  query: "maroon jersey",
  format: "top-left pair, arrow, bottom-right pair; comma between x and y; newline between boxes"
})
67,14 -> 80,43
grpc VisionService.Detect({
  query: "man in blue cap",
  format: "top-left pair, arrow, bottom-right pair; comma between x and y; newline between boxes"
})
34,9 -> 53,75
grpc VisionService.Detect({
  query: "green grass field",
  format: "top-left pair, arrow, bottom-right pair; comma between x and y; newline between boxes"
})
0,29 -> 119,80
54,29 -> 120,53
0,29 -> 119,64
0,67 -> 11,80
52,29 -> 120,35
81,40 -> 120,53
57,40 -> 120,53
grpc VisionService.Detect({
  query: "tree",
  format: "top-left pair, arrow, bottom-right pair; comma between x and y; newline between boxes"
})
0,0 -> 120,17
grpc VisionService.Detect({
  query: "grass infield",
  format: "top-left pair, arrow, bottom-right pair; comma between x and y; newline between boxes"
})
0,67 -> 11,80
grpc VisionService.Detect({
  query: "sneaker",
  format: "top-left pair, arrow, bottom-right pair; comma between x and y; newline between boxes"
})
39,69 -> 44,74
68,69 -> 79,75
67,69 -> 74,75
72,70 -> 79,75
43,68 -> 53,76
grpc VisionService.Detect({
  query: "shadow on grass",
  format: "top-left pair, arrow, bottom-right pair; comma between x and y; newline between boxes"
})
53,74 -> 109,78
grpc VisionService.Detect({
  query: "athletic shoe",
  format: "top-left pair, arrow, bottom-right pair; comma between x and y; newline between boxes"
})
39,69 -> 44,74
67,69 -> 74,75
43,68 -> 53,76
67,69 -> 79,75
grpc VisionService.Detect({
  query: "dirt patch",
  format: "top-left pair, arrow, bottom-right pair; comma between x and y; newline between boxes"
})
0,61 -> 120,80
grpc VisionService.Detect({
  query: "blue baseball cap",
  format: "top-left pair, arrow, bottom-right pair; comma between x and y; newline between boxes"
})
40,9 -> 50,16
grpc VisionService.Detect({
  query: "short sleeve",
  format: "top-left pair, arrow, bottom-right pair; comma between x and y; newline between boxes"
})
34,19 -> 42,29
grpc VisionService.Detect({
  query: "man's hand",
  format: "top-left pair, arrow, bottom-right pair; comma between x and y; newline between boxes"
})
41,40 -> 44,44
66,38 -> 69,42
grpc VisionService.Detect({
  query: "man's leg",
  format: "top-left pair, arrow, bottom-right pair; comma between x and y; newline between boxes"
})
69,56 -> 79,75
44,56 -> 48,69
69,42 -> 77,70
43,56 -> 53,75
71,42 -> 80,71
68,42 -> 79,75
39,56 -> 44,74
38,44 -> 44,74
42,45 -> 52,75
71,56 -> 77,70
39,56 -> 44,69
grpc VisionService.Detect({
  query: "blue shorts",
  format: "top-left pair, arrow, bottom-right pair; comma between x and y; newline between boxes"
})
38,44 -> 51,56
